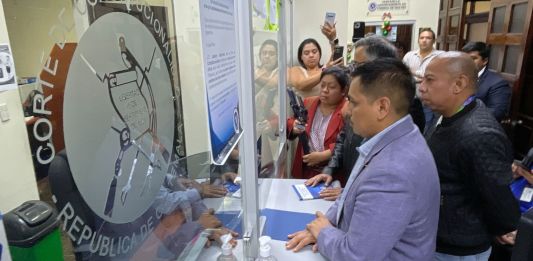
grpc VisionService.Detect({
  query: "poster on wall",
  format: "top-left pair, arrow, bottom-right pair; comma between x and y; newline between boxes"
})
0,44 -> 17,92
199,0 -> 243,165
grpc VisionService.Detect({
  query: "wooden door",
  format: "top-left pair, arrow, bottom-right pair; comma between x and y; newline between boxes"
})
486,0 -> 533,157
437,0 -> 465,50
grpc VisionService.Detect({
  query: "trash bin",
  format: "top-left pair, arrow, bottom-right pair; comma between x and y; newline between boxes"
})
4,200 -> 63,261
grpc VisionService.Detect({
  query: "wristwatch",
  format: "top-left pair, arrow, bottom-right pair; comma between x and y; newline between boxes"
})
330,38 -> 339,45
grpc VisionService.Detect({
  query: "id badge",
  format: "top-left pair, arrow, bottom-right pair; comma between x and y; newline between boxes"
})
520,187 -> 533,202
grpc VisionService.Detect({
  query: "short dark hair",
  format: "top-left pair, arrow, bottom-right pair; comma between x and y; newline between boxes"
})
297,38 -> 322,69
419,27 -> 436,40
260,39 -> 278,55
320,66 -> 350,91
461,41 -> 490,59
353,35 -> 398,61
350,58 -> 415,115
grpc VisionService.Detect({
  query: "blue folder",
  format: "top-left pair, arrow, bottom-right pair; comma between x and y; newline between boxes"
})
215,208 -> 316,241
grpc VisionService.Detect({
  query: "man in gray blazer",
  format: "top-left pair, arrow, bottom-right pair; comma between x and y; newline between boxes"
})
286,58 -> 441,260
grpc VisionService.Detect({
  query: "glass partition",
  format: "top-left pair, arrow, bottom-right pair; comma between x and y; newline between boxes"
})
7,0 -> 245,260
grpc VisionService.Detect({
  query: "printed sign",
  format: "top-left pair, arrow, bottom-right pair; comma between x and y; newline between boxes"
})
199,0 -> 243,165
367,0 -> 409,16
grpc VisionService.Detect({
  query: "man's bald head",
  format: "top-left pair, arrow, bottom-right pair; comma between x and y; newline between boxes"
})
419,51 -> 479,117
432,51 -> 478,90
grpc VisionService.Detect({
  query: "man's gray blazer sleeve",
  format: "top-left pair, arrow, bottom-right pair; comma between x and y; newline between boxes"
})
316,169 -> 416,260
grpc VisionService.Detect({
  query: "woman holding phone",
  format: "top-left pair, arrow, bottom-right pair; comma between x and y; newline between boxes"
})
289,38 -> 343,98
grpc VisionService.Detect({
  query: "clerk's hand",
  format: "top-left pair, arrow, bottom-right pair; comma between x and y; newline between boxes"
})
200,183 -> 227,198
198,209 -> 222,229
319,187 -> 342,201
305,173 -> 333,187
286,229 -> 318,253
307,211 -> 333,239
303,151 -> 331,166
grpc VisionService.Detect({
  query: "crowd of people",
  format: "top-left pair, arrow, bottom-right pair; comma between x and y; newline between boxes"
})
281,23 -> 530,261
50,21 -> 529,260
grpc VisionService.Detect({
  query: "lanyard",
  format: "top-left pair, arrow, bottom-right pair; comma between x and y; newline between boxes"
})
457,95 -> 476,113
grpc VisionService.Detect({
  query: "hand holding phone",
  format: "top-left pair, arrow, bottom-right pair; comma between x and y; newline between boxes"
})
333,45 -> 344,61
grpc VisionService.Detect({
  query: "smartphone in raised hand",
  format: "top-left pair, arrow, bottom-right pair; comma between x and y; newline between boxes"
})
333,45 -> 344,61
324,12 -> 336,26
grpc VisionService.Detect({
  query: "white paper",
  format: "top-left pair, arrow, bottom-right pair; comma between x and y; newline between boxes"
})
199,0 -> 242,165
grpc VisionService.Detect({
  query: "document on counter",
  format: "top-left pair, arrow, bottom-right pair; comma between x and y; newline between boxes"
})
224,182 -> 241,198
261,208 -> 315,241
292,183 -> 327,200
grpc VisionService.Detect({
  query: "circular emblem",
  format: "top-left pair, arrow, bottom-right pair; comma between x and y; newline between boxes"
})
233,107 -> 240,133
64,13 -> 175,223
368,2 -> 378,12
0,50 -> 15,84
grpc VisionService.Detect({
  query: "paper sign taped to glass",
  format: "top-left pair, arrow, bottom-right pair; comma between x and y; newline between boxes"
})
199,0 -> 243,165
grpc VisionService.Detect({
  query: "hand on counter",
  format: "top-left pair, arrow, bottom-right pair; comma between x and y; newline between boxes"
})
305,174 -> 333,187
319,187 -> 342,201
307,211 -> 333,239
200,183 -> 227,198
286,229 -> 317,253
199,209 -> 222,229
305,174 -> 342,201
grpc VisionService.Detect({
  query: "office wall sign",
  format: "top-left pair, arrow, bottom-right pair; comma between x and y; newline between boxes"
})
367,0 -> 409,16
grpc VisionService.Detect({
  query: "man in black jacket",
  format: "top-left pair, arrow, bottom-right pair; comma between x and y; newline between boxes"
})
420,51 -> 520,260
305,35 -> 425,200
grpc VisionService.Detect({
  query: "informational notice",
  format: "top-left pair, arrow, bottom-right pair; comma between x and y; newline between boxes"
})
199,0 -> 242,165
0,44 -> 17,92
367,0 -> 409,16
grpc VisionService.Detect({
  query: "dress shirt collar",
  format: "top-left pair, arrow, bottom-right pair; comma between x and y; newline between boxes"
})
357,115 -> 410,158
478,66 -> 486,78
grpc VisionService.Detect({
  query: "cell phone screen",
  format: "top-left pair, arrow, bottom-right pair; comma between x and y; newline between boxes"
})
324,12 -> 336,26
333,46 -> 344,61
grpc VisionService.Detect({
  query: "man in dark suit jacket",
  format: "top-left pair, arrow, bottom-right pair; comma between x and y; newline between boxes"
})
462,42 -> 512,121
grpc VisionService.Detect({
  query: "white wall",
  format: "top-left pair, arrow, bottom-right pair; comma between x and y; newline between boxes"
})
2,0 -> 78,78
0,0 -> 39,214
173,1 -> 210,156
293,0 -> 349,65
347,0 -> 440,50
